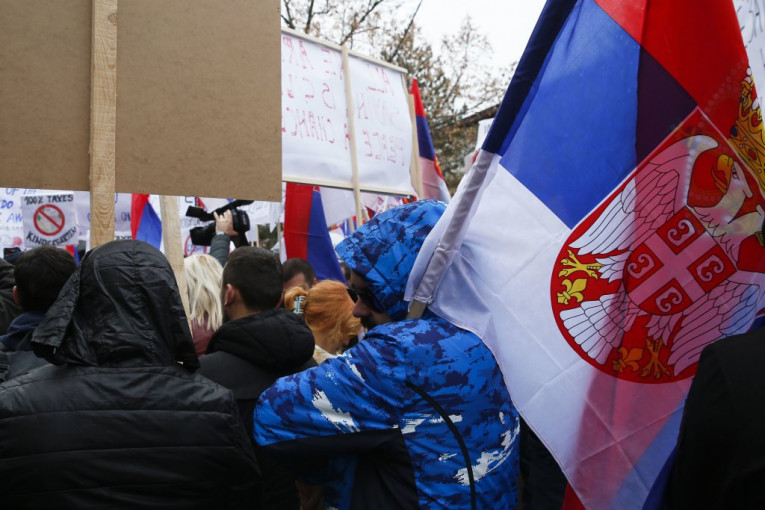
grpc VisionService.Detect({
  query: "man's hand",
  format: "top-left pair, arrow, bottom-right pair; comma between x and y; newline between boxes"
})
214,211 -> 238,238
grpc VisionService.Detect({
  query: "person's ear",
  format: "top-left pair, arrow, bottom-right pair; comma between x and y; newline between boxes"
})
222,284 -> 236,307
12,285 -> 20,305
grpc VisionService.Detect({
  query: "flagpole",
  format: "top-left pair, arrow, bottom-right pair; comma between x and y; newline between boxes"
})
341,44 -> 364,227
406,150 -> 494,319
89,0 -> 117,248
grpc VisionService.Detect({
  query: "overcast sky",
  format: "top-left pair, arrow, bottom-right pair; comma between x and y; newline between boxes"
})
410,0 -> 547,69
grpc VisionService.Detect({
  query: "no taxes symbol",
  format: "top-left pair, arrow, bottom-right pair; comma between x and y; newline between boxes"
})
34,204 -> 65,236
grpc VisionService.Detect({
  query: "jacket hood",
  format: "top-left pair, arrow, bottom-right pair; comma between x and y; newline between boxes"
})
336,200 -> 445,321
31,240 -> 199,369
206,308 -> 314,373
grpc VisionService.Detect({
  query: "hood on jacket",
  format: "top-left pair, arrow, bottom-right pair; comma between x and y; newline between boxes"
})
31,240 -> 199,369
206,308 -> 314,373
336,200 -> 445,321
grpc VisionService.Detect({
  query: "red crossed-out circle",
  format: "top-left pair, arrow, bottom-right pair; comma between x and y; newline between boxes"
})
184,235 -> 209,256
34,204 -> 65,236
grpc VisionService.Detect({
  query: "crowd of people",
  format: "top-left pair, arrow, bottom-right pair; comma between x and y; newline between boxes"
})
0,199 -> 756,508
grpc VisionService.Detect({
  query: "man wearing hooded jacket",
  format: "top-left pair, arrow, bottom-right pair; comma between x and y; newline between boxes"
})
0,240 -> 259,509
198,246 -> 316,509
253,200 -> 520,509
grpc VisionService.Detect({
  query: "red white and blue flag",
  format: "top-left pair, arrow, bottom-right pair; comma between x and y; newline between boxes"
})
410,78 -> 450,203
284,183 -> 346,282
130,194 -> 162,250
407,1 -> 765,508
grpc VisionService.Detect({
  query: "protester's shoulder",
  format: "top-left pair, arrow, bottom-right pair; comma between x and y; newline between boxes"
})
198,349 -> 242,371
0,364 -> 75,416
366,315 -> 480,348
359,317 -> 486,375
242,307 -> 312,337
0,362 -> 58,390
269,307 -> 312,330
697,328 -> 765,388
705,327 -> 765,359
0,363 -> 237,416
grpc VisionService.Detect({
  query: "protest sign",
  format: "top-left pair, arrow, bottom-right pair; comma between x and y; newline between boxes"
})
281,29 -> 416,197
348,55 -> 414,193
1,0 -> 280,201
21,193 -> 77,248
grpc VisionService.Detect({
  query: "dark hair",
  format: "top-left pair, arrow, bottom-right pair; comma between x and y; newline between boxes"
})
282,258 -> 316,286
223,247 -> 283,311
339,261 -> 351,284
14,246 -> 77,312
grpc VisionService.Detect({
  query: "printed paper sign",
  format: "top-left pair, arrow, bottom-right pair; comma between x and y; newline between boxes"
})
21,194 -> 77,247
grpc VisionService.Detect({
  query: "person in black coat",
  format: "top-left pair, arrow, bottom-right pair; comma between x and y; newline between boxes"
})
666,327 -> 765,508
0,246 -> 77,382
0,240 -> 259,509
198,246 -> 316,510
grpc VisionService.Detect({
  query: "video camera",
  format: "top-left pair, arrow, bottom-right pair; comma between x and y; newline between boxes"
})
185,200 -> 253,247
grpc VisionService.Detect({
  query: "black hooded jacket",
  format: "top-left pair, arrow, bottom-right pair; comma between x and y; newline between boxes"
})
0,241 -> 259,509
198,307 -> 316,509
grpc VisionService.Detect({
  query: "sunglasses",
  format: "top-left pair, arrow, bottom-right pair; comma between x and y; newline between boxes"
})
347,286 -> 384,313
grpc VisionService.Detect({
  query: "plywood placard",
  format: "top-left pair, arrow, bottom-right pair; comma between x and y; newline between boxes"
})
0,0 -> 92,191
115,0 -> 281,201
0,0 -> 281,202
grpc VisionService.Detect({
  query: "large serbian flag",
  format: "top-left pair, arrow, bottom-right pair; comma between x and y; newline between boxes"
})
130,194 -> 162,249
406,0 -> 765,508
284,183 -> 346,282
410,78 -> 450,203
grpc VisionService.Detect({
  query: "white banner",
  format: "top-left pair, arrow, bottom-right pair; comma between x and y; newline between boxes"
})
74,191 -> 133,243
281,34 -> 351,187
280,31 -> 415,196
0,187 -> 28,250
349,55 -> 414,193
0,190 -> 282,253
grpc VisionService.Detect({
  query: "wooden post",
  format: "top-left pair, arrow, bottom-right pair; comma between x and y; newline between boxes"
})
342,44 -> 364,228
159,195 -> 190,318
404,75 -> 424,199
89,0 -> 118,248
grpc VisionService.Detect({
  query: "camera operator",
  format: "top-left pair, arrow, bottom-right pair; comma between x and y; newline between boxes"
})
210,210 -> 238,267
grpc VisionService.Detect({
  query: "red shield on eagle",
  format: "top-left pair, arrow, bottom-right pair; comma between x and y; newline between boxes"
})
624,207 -> 736,316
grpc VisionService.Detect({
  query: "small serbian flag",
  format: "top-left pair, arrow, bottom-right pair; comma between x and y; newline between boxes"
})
410,78 -> 450,203
64,245 -> 80,265
130,194 -> 162,250
284,183 -> 346,282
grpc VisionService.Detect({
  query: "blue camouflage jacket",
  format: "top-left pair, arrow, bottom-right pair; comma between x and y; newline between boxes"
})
254,200 -> 519,509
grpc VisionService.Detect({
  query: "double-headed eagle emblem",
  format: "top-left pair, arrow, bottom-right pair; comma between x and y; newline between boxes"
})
554,91 -> 765,382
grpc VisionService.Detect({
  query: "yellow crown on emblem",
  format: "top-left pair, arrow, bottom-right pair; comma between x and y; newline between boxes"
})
729,69 -> 765,193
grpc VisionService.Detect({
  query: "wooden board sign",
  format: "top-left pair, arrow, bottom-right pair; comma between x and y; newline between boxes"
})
0,0 -> 281,201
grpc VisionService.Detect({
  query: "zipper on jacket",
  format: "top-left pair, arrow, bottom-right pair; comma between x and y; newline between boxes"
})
405,381 -> 477,510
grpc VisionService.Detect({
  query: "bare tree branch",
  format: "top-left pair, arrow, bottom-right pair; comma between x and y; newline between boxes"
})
281,0 -> 296,29
388,0 -> 423,61
339,0 -> 385,45
304,0 -> 316,33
